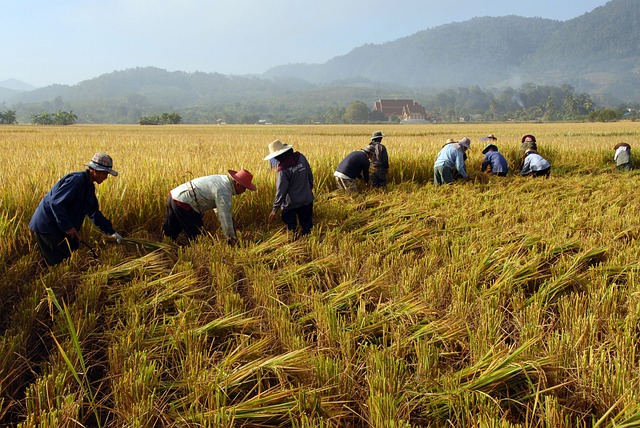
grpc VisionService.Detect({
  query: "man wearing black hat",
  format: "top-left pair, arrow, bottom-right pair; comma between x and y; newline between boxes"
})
367,131 -> 389,189
481,144 -> 509,176
29,152 -> 123,265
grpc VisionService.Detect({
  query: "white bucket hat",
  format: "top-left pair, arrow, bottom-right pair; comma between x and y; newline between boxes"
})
263,139 -> 293,161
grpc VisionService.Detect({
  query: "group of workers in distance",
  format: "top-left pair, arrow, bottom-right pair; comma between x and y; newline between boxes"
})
433,133 -> 553,185
28,131 -> 633,266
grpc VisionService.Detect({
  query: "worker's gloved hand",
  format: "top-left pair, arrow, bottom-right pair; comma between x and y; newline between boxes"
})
110,232 -> 123,244
227,236 -> 238,247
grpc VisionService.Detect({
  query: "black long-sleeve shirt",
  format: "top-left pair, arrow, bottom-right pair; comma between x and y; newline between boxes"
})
336,151 -> 370,183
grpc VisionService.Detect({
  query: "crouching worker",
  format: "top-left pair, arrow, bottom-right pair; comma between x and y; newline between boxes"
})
433,138 -> 471,185
334,145 -> 375,193
520,149 -> 551,178
614,142 -> 633,171
162,169 -> 257,246
29,153 -> 123,266
481,144 -> 509,176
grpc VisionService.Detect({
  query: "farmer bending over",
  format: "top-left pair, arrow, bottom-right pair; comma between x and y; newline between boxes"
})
433,138 -> 471,185
162,169 -> 257,246
29,153 -> 123,266
334,146 -> 375,193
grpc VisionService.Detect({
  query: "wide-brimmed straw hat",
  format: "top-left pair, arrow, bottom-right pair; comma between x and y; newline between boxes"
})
263,139 -> 293,160
84,152 -> 118,176
446,138 -> 456,144
482,144 -> 498,154
458,138 -> 471,150
521,134 -> 536,143
228,169 -> 257,191
614,142 -> 631,150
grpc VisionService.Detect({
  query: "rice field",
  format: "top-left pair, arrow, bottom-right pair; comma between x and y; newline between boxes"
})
1,122 -> 640,427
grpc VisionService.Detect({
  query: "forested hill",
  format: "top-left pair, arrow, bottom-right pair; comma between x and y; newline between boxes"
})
265,16 -> 562,89
264,0 -> 640,100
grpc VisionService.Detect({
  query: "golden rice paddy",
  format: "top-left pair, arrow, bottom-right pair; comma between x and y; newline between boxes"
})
1,122 -> 640,427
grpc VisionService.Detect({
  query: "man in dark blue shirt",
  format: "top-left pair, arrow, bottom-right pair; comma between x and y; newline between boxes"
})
481,144 -> 509,176
29,153 -> 122,265
333,146 -> 374,193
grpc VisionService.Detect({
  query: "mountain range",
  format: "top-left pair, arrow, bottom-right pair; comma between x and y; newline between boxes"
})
263,0 -> 639,101
1,0 -> 638,123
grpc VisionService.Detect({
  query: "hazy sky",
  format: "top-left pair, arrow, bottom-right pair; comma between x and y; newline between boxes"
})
1,0 -> 610,87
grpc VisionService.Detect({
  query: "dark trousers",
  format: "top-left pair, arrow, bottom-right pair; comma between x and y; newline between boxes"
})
34,230 -> 79,266
371,169 -> 387,188
162,195 -> 203,240
281,202 -> 313,235
532,167 -> 551,178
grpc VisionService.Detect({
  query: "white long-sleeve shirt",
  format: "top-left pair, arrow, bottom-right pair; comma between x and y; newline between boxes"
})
170,175 -> 236,239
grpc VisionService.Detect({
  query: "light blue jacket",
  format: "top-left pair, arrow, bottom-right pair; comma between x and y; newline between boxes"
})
434,144 -> 468,178
520,153 -> 550,176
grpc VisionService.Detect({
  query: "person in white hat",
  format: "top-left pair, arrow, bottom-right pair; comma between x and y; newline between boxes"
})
264,139 -> 314,236
433,138 -> 471,185
29,152 -> 123,265
162,169 -> 257,246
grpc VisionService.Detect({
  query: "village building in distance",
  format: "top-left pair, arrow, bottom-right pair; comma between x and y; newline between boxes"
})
372,99 -> 433,123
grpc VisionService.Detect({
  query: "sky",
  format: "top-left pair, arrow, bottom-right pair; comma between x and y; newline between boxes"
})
1,0 -> 611,88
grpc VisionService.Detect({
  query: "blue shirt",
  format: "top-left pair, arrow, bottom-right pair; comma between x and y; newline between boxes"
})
520,152 -> 550,176
481,151 -> 509,174
433,144 -> 468,178
29,170 -> 115,236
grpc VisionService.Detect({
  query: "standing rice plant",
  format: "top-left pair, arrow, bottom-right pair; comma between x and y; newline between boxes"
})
43,288 -> 102,427
363,346 -> 412,427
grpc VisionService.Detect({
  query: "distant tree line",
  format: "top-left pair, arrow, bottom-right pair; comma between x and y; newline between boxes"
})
0,110 -> 17,124
31,110 -> 77,125
191,83 -> 637,125
139,112 -> 182,125
7,83 -> 639,125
